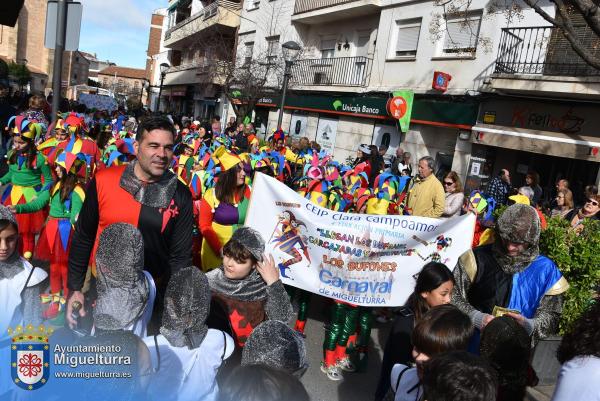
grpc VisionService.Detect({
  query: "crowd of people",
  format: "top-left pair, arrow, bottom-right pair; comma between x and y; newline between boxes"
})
0,93 -> 598,401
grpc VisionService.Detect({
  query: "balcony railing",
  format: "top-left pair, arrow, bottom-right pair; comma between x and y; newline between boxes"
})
164,0 -> 240,41
494,26 -> 600,77
294,0 -> 357,15
290,56 -> 371,87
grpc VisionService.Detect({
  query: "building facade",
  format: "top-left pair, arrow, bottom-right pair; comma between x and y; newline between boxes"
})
159,0 -> 242,119
62,50 -> 90,89
0,0 -> 53,93
80,51 -> 115,83
145,10 -> 167,110
98,66 -> 147,105
232,0 -> 600,191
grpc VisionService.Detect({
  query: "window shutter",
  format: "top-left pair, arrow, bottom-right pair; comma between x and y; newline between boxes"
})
321,39 -> 336,51
396,25 -> 420,52
444,17 -> 481,51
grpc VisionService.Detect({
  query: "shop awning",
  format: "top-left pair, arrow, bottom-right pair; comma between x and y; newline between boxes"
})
472,124 -> 600,162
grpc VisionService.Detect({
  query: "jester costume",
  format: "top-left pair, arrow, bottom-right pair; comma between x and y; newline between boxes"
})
199,147 -> 251,272
14,151 -> 86,319
0,116 -> 52,257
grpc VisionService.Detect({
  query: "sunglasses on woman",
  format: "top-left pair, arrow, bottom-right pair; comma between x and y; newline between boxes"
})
443,181 -> 454,186
586,199 -> 599,206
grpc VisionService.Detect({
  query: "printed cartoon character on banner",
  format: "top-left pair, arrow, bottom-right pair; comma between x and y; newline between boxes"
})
269,210 -> 311,279
411,234 -> 453,264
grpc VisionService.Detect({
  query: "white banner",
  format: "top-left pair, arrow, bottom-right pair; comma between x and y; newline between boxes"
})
245,173 -> 476,307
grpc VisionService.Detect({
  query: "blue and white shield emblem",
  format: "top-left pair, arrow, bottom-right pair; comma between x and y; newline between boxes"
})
11,343 -> 50,390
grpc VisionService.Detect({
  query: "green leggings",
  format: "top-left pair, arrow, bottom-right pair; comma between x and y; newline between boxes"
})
323,302 -> 373,351
285,287 -> 311,322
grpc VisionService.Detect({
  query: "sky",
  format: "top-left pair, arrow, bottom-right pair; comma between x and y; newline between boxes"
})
79,0 -> 166,69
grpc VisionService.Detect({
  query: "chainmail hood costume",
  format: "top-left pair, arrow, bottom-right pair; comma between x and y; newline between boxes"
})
230,226 -> 265,262
94,223 -> 149,330
492,204 -> 541,274
206,227 -> 267,301
0,205 -> 22,280
160,266 -> 209,349
241,320 -> 308,375
120,160 -> 179,209
206,226 -> 293,346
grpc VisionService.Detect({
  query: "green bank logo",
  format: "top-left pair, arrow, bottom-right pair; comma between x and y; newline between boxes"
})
332,99 -> 379,115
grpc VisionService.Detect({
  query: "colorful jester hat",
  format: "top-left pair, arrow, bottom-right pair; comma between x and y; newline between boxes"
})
175,154 -> 197,185
248,151 -> 273,173
353,187 -> 372,213
304,152 -> 328,180
212,145 -> 241,171
366,173 -> 401,215
182,135 -> 202,156
54,148 -> 87,177
7,115 -> 42,141
103,137 -> 136,167
327,186 -> 351,212
272,129 -> 285,145
62,112 -> 86,137
343,162 -> 369,193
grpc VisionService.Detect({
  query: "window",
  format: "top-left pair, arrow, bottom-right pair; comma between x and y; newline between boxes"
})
393,19 -> 421,58
103,78 -> 108,87
443,14 -> 481,54
266,36 -> 279,63
74,73 -> 78,79
244,42 -> 254,65
320,39 -> 336,59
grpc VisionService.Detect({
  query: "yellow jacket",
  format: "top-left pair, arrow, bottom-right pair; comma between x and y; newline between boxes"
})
406,174 -> 445,218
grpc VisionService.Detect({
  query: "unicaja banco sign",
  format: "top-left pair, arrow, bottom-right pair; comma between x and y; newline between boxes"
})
332,99 -> 381,116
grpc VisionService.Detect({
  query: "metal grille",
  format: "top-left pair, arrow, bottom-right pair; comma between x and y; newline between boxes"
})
290,57 -> 371,87
494,26 -> 600,76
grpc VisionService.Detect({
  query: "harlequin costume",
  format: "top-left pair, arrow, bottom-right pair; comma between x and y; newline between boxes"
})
47,113 -> 104,180
206,227 -> 293,347
199,146 -> 251,272
0,116 -> 53,258
14,149 -> 87,319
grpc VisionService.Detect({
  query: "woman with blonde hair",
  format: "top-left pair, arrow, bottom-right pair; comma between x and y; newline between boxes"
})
442,171 -> 464,218
550,189 -> 574,218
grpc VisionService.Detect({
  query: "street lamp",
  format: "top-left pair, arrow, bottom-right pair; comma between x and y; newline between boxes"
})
157,62 -> 170,113
276,41 -> 301,131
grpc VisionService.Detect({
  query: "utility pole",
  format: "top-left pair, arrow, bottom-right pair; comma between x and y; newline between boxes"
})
51,0 -> 69,123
